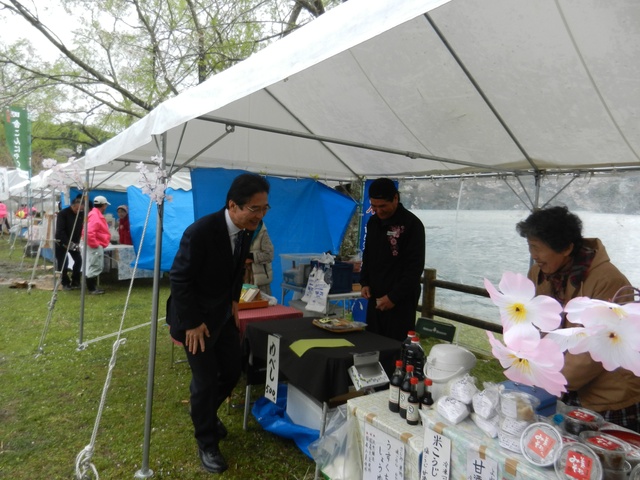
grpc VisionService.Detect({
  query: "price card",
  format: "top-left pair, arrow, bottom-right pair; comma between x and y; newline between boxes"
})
466,452 -> 497,480
526,428 -> 556,459
421,427 -> 451,480
565,449 -> 593,480
264,334 -> 280,403
363,423 -> 404,480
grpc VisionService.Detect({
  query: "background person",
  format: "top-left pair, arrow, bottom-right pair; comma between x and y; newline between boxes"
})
54,194 -> 84,290
244,220 -> 274,295
166,173 -> 270,474
85,195 -> 112,295
360,178 -> 426,341
0,202 -> 10,234
516,205 -> 640,432
116,205 -> 132,245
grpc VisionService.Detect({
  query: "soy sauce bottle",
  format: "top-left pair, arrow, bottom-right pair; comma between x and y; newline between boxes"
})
388,360 -> 404,413
406,377 -> 420,426
399,364 -> 414,419
421,378 -> 434,410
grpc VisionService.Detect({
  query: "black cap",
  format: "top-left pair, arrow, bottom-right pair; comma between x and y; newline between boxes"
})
368,178 -> 398,201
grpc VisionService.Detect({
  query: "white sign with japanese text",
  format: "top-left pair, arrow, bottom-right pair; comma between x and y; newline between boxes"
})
363,423 -> 404,480
264,334 -> 280,403
421,427 -> 451,479
466,452 -> 498,480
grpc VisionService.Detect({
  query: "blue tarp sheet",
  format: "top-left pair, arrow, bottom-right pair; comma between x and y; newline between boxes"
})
127,186 -> 194,272
69,168 -> 356,301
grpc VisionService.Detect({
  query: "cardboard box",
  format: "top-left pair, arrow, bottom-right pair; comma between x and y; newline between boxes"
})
348,351 -> 389,391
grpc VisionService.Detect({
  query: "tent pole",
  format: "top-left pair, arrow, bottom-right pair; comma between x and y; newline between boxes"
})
78,173 -> 90,350
135,134 -> 166,479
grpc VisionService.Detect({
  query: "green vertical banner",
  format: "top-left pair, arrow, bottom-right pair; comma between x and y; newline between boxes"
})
3,107 -> 32,174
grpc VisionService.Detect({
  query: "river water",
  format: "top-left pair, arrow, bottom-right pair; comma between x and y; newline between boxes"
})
412,210 -> 640,324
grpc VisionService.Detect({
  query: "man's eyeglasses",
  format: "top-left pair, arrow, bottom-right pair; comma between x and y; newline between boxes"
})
242,204 -> 271,214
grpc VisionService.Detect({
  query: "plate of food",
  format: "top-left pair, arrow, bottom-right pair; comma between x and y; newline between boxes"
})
312,317 -> 367,333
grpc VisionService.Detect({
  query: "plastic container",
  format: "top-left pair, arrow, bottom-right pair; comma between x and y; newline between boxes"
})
563,408 -> 604,436
554,442 -> 603,480
520,422 -> 563,467
280,253 -> 319,286
603,461 -> 631,480
497,429 -> 522,453
499,390 -> 540,421
425,344 -> 476,401
498,413 -> 532,436
578,431 -> 630,470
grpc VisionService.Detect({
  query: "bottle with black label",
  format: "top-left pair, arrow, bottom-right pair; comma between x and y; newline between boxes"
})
400,330 -> 416,370
405,337 -> 426,396
406,377 -> 420,426
399,364 -> 414,419
388,360 -> 404,413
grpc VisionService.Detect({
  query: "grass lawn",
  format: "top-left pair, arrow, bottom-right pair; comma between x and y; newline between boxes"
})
0,238 -> 505,479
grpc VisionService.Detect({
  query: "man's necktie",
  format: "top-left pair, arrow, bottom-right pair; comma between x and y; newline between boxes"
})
234,231 -> 244,261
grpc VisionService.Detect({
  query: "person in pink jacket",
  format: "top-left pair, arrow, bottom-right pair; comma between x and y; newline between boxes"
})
85,195 -> 112,294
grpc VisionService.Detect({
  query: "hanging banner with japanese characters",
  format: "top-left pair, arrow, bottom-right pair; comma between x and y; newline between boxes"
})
3,107 -> 32,173
0,167 -> 9,201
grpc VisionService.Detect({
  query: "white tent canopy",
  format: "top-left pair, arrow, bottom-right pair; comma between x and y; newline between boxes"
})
82,0 -> 640,181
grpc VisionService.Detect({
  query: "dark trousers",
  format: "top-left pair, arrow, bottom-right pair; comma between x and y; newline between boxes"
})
55,246 -> 82,287
366,299 -> 418,342
184,317 -> 242,451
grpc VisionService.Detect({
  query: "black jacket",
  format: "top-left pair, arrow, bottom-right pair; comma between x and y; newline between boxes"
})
55,207 -> 83,248
360,203 -> 425,305
166,208 -> 252,343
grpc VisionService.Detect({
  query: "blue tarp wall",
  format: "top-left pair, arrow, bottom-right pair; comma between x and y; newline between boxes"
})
190,168 -> 357,304
69,186 -> 194,273
126,186 -> 195,272
70,168 -> 356,304
68,188 -> 129,216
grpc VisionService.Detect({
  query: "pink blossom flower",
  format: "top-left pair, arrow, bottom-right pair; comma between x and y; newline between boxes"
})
544,327 -> 589,353
487,332 -> 567,396
564,297 -> 640,375
484,272 -> 563,345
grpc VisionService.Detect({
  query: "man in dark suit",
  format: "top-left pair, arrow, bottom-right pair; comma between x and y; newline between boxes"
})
55,194 -> 84,290
166,173 -> 270,474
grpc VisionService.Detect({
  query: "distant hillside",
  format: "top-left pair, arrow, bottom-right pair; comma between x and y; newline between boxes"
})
401,172 -> 640,214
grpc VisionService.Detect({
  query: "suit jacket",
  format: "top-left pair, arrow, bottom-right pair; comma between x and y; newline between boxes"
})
166,208 -> 252,343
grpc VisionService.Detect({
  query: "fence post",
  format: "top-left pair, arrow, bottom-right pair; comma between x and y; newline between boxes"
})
422,268 -> 436,318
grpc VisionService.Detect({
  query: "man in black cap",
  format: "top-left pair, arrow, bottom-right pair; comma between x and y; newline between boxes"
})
54,194 -> 84,290
360,178 -> 425,341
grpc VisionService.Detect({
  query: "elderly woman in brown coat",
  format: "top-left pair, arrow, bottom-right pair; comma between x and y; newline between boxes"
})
517,205 -> 640,432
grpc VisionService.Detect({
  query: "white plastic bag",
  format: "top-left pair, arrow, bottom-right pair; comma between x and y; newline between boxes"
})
308,405 -> 359,480
306,269 -> 330,313
301,265 -> 319,303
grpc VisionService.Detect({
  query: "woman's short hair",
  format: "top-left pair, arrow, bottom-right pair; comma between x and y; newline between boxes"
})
516,206 -> 583,254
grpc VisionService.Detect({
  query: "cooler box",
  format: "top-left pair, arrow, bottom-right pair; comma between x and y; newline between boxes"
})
286,383 -> 325,431
500,380 -> 556,417
329,262 -> 354,294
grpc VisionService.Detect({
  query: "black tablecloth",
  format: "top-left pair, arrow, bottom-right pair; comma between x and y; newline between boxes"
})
245,317 -> 400,403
